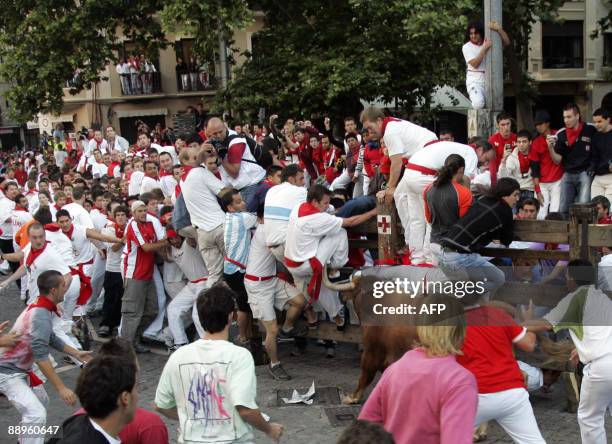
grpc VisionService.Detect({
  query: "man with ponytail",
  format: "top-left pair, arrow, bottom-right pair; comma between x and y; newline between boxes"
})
435,177 -> 521,297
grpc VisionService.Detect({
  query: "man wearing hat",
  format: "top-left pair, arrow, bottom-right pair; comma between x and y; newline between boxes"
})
120,200 -> 169,353
529,110 -> 563,219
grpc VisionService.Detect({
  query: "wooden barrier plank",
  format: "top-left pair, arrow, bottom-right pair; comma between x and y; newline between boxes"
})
348,239 -> 379,249
513,220 -> 569,244
587,225 -> 612,247
479,248 -> 569,261
493,282 -> 567,308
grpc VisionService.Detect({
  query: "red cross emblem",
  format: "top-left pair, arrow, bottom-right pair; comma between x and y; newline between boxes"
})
377,215 -> 391,234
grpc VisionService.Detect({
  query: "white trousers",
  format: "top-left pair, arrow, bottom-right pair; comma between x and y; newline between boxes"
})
394,170 -> 412,246
475,387 -> 545,444
86,251 -> 106,312
0,374 -> 49,444
60,274 -> 81,321
363,174 -> 371,196
578,357 -> 612,444
165,280 -> 187,299
289,230 -> 348,319
167,280 -> 208,345
330,170 -> 363,198
590,174 -> 612,204
467,78 -> 485,109
143,266 -> 167,338
404,169 -> 435,264
537,179 -> 562,220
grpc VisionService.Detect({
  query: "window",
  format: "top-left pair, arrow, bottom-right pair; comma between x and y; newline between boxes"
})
542,20 -> 584,69
174,39 -> 215,91
604,33 -> 612,67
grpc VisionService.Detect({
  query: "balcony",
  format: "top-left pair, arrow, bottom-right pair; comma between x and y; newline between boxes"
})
176,70 -> 216,92
119,72 -> 162,96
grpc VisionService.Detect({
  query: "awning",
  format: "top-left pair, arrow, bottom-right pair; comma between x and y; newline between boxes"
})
116,108 -> 168,119
360,85 -> 472,115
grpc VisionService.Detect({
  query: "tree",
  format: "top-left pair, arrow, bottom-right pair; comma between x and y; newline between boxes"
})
223,0 -> 474,122
0,0 -> 251,122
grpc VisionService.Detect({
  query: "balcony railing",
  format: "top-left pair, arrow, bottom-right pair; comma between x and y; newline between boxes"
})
176,70 -> 216,92
119,72 -> 162,95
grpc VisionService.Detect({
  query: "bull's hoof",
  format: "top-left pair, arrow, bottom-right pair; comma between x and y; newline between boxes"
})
473,423 -> 488,442
342,394 -> 361,405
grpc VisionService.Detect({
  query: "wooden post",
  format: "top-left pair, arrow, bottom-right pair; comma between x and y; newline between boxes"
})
569,203 -> 599,264
376,201 -> 398,263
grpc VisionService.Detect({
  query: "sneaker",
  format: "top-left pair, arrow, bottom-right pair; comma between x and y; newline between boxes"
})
278,324 -> 308,339
134,343 -> 151,354
142,332 -> 167,344
326,346 -> 335,358
268,363 -> 291,381
334,312 -> 346,332
97,326 -> 111,338
168,344 -> 185,354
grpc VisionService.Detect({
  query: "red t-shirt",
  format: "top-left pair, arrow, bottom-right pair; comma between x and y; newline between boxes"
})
488,132 -> 517,161
123,220 -> 157,280
363,144 -> 382,177
528,131 -> 563,183
456,306 -> 527,394
75,408 -> 169,444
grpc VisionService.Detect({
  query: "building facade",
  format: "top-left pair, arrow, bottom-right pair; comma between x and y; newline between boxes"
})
36,14 -> 264,143
526,0 -> 612,128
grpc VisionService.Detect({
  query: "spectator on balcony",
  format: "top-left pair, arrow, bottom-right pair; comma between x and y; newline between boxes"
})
116,58 -> 131,95
188,57 -> 198,91
175,57 -> 189,92
128,55 -> 140,94
198,61 -> 210,89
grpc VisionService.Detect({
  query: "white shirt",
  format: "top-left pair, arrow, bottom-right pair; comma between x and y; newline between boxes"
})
171,240 -> 208,282
139,175 -> 161,195
462,41 -> 486,82
86,138 -> 108,156
263,182 -> 307,246
23,242 -> 70,303
63,202 -> 94,229
408,141 -> 479,178
158,146 -> 179,164
155,339 -> 257,444
45,229 -> 77,267
285,206 -> 343,262
182,167 -> 224,231
246,224 -> 276,278
598,254 -> 612,292
218,136 -> 266,190
544,285 -> 612,364
90,209 -> 109,231
383,119 -> 437,159
159,174 -> 178,200
11,208 -> 33,241
107,136 -> 129,153
0,197 -> 15,240
128,171 -> 145,197
54,150 -> 68,169
103,226 -> 123,273
66,224 -> 95,265
91,162 -> 108,179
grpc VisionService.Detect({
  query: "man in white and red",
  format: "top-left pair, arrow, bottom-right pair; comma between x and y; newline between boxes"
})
158,151 -> 177,202
0,181 -> 19,273
529,110 -> 563,219
11,193 -> 33,242
107,150 -> 122,179
165,229 -> 209,350
488,112 -> 517,186
133,132 -> 163,158
139,160 -> 161,195
403,142 -> 478,265
360,106 -> 438,246
121,200 -> 169,353
62,186 -> 93,229
86,191 -> 112,315
86,129 -> 108,157
205,117 -> 266,205
56,209 -> 121,315
284,185 -> 376,322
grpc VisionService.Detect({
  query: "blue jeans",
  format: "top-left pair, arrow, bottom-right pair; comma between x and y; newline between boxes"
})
335,196 -> 376,217
560,171 -> 591,218
435,250 -> 506,300
240,181 -> 263,208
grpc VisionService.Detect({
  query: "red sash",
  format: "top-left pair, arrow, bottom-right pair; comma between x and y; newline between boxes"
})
224,256 -> 246,269
72,258 -> 94,306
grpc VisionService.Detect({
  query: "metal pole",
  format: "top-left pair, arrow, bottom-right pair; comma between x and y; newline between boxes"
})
218,37 -> 228,89
485,0 -> 504,113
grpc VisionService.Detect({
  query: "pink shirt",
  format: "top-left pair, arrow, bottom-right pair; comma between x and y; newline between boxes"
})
359,348 -> 477,444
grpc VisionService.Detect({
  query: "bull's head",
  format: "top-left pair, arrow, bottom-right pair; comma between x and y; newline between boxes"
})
322,266 -> 360,292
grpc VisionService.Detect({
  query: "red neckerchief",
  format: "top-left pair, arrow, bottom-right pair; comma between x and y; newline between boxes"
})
381,117 -> 401,138
180,166 -> 193,182
298,202 -> 321,218
145,172 -> 158,180
94,207 -> 107,216
44,223 -> 61,232
28,295 -> 59,315
62,225 -> 74,240
263,178 -> 275,187
565,122 -> 584,146
65,198 -> 72,205
109,162 -> 121,175
54,203 -> 62,211
115,223 -> 126,239
598,215 -> 612,225
26,241 -> 50,267
517,150 -> 530,174
159,169 -> 172,177
14,205 -> 28,212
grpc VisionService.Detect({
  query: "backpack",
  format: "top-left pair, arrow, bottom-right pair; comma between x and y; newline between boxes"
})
227,134 -> 273,169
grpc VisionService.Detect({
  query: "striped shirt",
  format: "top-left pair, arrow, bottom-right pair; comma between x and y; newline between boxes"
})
263,182 -> 307,246
123,220 -> 157,280
224,212 -> 258,274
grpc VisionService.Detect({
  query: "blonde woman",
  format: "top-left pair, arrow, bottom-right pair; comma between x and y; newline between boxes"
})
359,295 -> 477,444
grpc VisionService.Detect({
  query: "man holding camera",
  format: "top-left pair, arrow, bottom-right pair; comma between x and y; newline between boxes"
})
204,117 -> 265,205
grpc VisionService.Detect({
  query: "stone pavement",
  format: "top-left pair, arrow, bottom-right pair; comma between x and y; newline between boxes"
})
0,284 -> 610,443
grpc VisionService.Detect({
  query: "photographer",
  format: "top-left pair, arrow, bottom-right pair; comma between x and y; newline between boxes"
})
204,117 -> 265,204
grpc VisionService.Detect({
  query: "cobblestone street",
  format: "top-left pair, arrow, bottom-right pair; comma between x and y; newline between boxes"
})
0,285 -> 610,443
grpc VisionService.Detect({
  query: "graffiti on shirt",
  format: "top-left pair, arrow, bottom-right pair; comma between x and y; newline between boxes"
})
186,365 -> 231,425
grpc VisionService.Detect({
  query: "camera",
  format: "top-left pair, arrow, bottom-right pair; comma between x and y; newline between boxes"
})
210,139 -> 227,158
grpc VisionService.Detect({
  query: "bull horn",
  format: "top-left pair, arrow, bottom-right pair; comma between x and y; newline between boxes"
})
322,265 -> 357,291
